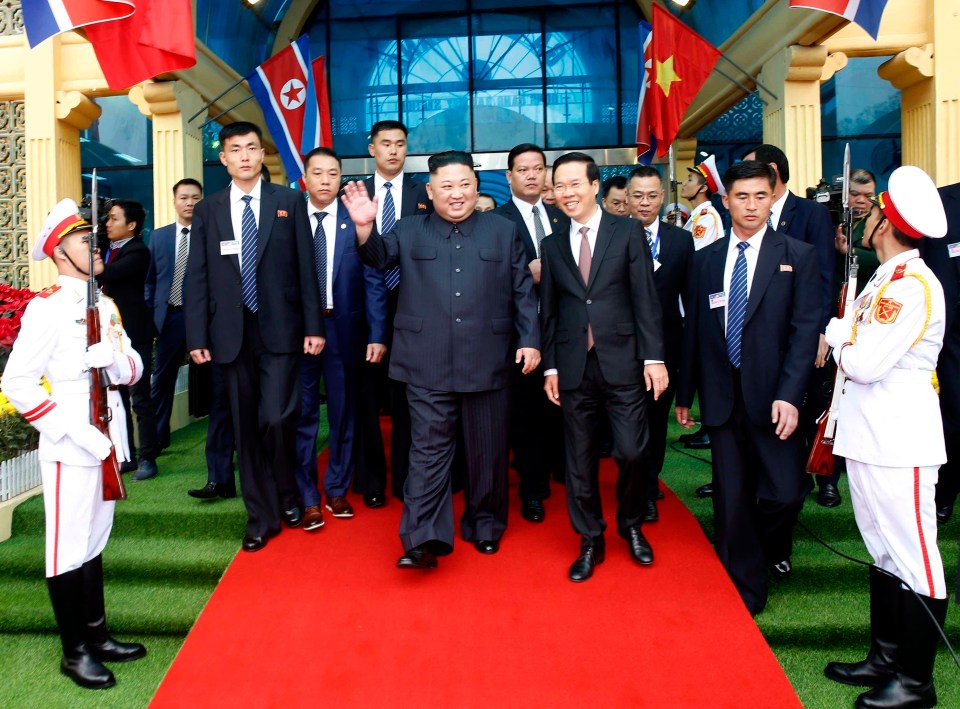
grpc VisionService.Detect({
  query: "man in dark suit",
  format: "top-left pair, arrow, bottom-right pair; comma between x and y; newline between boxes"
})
743,144 -> 836,517
342,150 -> 540,569
97,199 -> 159,481
352,120 -> 432,509
144,178 -> 236,500
627,166 -> 694,521
676,160 -> 821,615
925,182 -> 960,525
494,143 -> 569,523
295,148 -> 387,530
185,121 -> 324,552
540,152 -> 667,583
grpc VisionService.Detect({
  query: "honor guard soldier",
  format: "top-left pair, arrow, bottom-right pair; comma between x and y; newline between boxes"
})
823,166 -> 949,709
0,199 -> 145,689
682,154 -> 725,251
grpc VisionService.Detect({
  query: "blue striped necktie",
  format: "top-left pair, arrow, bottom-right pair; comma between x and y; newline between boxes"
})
240,194 -> 258,312
726,241 -> 749,368
382,181 -> 400,290
313,212 -> 328,310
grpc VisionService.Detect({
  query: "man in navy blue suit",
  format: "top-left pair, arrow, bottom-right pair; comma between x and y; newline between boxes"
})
145,178 -> 236,500
676,160 -> 821,615
295,148 -> 387,530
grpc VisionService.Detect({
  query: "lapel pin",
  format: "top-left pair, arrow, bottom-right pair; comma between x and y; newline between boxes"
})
340,223 -> 346,229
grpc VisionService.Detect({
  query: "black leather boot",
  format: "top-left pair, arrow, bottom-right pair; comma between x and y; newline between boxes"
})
46,568 -> 115,689
82,555 -> 147,663
825,566 -> 900,686
856,589 -> 948,709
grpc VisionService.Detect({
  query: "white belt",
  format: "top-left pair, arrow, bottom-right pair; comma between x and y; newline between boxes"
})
885,369 -> 934,384
52,379 -> 93,395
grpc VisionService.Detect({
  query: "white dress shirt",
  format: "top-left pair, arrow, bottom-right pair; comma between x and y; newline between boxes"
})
769,189 -> 790,230
307,200 -> 339,309
568,206 -> 603,265
511,195 -> 552,258
374,172 -> 404,232
722,226 -> 767,333
229,178 -> 262,268
172,221 -> 191,262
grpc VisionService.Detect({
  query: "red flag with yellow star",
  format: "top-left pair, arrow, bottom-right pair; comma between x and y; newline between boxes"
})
649,4 -> 721,157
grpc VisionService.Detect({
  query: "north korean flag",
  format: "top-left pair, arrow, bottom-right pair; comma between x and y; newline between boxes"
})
247,36 -> 314,183
789,0 -> 889,40
23,0 -> 133,48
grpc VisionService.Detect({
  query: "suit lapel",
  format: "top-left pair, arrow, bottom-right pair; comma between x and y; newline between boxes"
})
332,204 -> 347,282
215,190 -> 241,275
777,192 -> 795,233
707,238 -> 728,332
257,183 -> 277,268
402,175 -> 419,217
586,214 -> 614,289
505,201 -> 538,258
744,230 -> 783,325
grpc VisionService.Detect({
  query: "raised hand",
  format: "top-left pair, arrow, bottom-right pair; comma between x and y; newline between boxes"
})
341,181 -> 379,229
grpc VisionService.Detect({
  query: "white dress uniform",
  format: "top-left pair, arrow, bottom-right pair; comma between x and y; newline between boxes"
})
0,275 -> 141,577
684,200 -> 723,251
826,250 -> 946,598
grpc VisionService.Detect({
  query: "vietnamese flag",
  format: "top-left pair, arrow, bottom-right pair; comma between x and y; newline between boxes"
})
648,4 -> 721,157
83,0 -> 195,90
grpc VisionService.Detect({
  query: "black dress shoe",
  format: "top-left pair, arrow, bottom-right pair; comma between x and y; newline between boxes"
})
656,487 -> 664,500
695,483 -> 714,498
643,500 -> 659,523
817,483 -> 842,508
363,492 -> 386,509
569,546 -> 605,582
188,482 -> 236,499
242,534 -> 269,552
396,545 -> 438,569
622,526 -> 654,565
521,499 -> 545,523
936,503 -> 953,524
678,427 -> 702,443
685,435 -> 711,450
771,558 -> 792,578
474,540 -> 500,554
283,507 -> 302,528
119,460 -> 138,474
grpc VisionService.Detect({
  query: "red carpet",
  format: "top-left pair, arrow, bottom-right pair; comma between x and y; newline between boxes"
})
151,436 -> 800,708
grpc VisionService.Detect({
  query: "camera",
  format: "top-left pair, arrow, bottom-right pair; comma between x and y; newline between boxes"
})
78,195 -> 114,233
806,175 -> 844,226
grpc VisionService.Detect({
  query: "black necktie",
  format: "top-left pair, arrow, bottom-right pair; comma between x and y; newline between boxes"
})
314,212 -> 328,310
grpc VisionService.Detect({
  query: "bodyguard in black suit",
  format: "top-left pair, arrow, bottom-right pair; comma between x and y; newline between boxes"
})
185,122 -> 324,552
352,120 -> 432,508
540,153 -> 668,583
925,182 -> 960,524
342,150 -> 540,570
626,166 -> 694,521
144,179 -> 236,500
494,143 -> 569,523
676,161 -> 821,615
97,200 -> 159,481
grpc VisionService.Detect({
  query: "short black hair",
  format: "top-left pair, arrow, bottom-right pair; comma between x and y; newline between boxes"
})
260,164 -> 271,183
304,146 -> 342,169
742,144 -> 789,184
602,176 -> 627,198
172,178 -> 202,196
628,165 -> 662,184
507,143 -> 546,171
478,193 -> 498,208
219,121 -> 263,147
370,120 -> 408,140
113,199 -> 146,237
722,160 -> 776,193
553,152 -> 599,184
851,168 -> 876,186
428,150 -> 475,175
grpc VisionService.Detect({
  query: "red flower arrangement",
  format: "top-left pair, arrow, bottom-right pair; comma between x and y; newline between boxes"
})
0,283 -> 37,357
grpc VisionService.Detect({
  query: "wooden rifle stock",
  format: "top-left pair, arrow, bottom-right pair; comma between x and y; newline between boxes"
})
87,306 -> 126,501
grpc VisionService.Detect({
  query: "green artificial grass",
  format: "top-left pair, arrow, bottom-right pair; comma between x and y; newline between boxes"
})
0,408 -> 956,708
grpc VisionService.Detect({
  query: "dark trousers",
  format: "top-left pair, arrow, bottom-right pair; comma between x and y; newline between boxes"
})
400,385 -> 510,554
151,307 -> 184,451
642,377 -> 676,500
509,362 -> 563,502
295,337 -> 359,506
222,309 -> 301,538
205,363 -> 236,485
121,337 -> 158,462
561,349 -> 648,550
708,372 -> 807,615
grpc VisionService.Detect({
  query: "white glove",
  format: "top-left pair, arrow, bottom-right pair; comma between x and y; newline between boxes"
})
84,342 -> 115,370
824,315 -> 852,351
68,424 -> 113,461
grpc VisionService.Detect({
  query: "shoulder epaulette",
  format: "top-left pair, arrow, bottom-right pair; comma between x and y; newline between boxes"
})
37,284 -> 61,299
891,263 -> 908,281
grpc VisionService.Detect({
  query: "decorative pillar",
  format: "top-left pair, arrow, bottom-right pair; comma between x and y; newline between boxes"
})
129,81 -> 204,227
25,37 -> 101,289
757,45 -> 829,195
